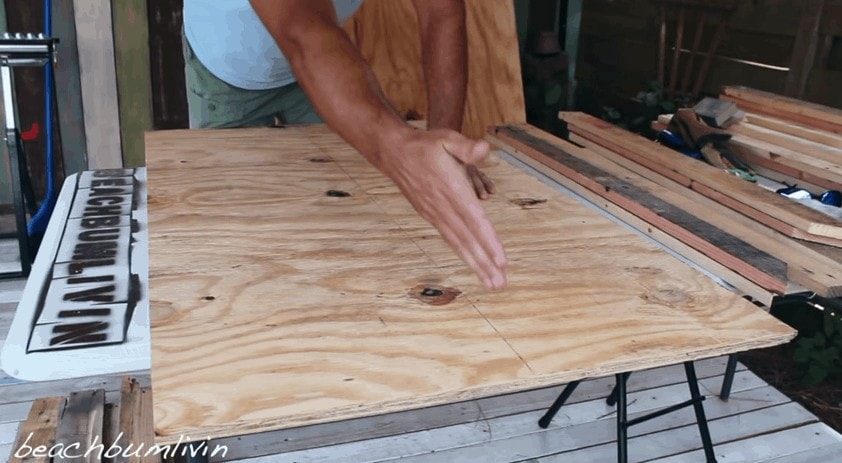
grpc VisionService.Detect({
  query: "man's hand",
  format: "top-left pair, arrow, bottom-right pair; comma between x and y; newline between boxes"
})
465,164 -> 496,200
250,0 -> 507,289
381,128 -> 507,290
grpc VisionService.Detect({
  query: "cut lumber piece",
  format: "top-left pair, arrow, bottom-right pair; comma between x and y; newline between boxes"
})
112,378 -> 156,463
487,124 -> 788,298
566,131 -> 842,298
561,112 -> 842,246
490,125 -> 842,294
720,90 -> 842,135
53,389 -> 105,463
9,397 -> 63,463
745,113 -> 842,149
722,86 -> 842,128
731,121 -> 842,165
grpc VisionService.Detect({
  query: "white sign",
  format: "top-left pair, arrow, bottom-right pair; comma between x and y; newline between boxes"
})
1,168 -> 150,380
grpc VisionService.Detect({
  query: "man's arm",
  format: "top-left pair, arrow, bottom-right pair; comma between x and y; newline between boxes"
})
249,0 -> 507,289
411,0 -> 496,199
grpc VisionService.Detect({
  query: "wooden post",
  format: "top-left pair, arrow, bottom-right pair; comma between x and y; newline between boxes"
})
73,0 -> 123,169
53,0 -> 90,176
564,0 -> 582,109
111,0 -> 154,168
784,0 -> 825,99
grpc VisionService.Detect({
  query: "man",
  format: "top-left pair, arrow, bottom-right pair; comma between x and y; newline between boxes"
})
183,0 -> 507,289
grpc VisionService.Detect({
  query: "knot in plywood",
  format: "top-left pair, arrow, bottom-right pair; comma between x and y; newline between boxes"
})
409,284 -> 461,306
510,198 -> 547,208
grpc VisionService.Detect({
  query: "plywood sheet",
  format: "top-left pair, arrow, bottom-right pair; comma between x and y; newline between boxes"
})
146,126 -> 795,444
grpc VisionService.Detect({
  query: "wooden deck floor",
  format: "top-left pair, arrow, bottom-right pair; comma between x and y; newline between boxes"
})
1,282 -> 841,462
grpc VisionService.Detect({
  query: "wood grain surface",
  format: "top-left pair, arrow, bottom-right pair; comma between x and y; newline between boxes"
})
344,0 -> 526,139
146,126 -> 795,444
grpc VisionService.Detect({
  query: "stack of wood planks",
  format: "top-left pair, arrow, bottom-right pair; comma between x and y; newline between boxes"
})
487,110 -> 842,307
717,86 -> 842,198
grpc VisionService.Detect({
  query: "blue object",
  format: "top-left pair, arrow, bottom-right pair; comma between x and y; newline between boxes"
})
26,0 -> 55,236
656,129 -> 702,160
819,190 -> 842,207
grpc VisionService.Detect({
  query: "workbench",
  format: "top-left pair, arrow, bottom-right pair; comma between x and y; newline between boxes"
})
146,125 -> 794,461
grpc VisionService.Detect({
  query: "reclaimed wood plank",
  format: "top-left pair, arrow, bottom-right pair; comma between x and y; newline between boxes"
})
147,126 -> 794,444
112,378 -> 156,463
729,120 -> 842,165
745,113 -> 842,149
52,0 -> 90,175
491,136 -> 777,305
53,389 -> 104,463
111,0 -> 154,168
73,0 -> 123,169
562,127 -> 842,297
723,85 -> 842,130
8,396 -> 63,463
561,111 -> 842,245
722,96 -> 842,136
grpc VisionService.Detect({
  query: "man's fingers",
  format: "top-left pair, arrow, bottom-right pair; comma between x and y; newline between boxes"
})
418,184 -> 506,289
467,165 -> 489,200
466,164 -> 496,200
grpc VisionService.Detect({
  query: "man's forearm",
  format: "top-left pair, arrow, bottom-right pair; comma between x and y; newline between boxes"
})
250,0 -> 411,169
413,0 -> 468,132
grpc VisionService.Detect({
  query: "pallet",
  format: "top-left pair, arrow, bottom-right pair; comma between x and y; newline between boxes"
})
8,377 -> 157,463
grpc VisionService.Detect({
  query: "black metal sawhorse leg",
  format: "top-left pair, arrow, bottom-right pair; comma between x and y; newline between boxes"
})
606,354 -> 740,403
539,362 -> 717,463
719,354 -> 739,401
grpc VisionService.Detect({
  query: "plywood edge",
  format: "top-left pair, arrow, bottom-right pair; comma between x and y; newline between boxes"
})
153,327 -> 793,445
